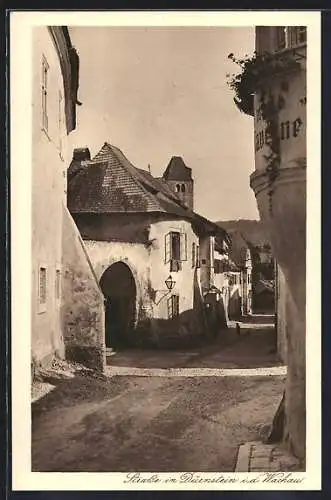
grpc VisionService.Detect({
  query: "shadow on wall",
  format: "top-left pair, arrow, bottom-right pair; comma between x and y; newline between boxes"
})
228,288 -> 242,320
253,291 -> 275,314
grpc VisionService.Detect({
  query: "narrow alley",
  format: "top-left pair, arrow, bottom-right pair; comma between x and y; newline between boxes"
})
32,316 -> 287,472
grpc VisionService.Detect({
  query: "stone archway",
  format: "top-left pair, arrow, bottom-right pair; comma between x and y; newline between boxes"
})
100,261 -> 137,349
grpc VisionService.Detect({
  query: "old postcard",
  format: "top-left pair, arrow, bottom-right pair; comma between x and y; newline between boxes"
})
10,10 -> 321,491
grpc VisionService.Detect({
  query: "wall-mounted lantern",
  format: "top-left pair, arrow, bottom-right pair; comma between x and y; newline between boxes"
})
165,275 -> 176,291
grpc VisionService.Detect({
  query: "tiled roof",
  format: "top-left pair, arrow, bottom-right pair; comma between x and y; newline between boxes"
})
67,142 -> 229,240
162,156 -> 193,181
68,143 -> 192,216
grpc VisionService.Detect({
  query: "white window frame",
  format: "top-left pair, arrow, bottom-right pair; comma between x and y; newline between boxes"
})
165,231 -> 187,267
37,263 -> 48,314
275,26 -> 307,52
41,55 -> 49,134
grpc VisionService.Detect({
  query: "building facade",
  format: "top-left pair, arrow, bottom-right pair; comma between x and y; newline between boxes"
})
31,27 -> 105,374
68,142 -> 232,349
248,26 -> 307,462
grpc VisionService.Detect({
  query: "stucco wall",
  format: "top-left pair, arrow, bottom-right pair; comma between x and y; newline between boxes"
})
61,207 -> 105,370
76,215 -> 207,347
148,219 -> 206,344
276,263 -> 288,363
31,27 -> 70,367
250,38 -> 306,462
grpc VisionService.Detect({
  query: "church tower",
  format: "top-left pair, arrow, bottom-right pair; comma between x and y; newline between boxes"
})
162,156 -> 194,211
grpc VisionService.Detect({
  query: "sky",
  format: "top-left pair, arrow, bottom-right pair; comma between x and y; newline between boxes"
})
69,26 -> 259,222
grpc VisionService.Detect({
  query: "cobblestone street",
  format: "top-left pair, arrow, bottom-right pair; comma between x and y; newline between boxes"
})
32,316 -> 294,472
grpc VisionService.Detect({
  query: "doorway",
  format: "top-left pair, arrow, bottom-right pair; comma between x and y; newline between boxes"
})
100,262 -> 137,349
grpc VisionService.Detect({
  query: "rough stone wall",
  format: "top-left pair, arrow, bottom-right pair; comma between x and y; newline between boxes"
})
61,207 -> 105,371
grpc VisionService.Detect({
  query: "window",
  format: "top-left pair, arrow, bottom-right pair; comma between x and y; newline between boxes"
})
167,294 -> 180,319
275,26 -> 306,51
290,26 -> 307,46
55,268 -> 61,301
165,231 -> 187,271
181,184 -> 186,193
175,184 -> 181,193
38,266 -> 47,312
192,242 -> 196,268
214,259 -> 224,274
41,56 -> 49,132
276,27 -> 286,51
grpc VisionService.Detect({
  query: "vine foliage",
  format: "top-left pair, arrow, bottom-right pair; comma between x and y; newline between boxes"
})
226,51 -> 301,214
226,51 -> 300,117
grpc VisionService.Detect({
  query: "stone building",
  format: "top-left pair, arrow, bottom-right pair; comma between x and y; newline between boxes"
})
31,26 -> 105,374
247,26 -> 307,462
160,156 -> 194,211
68,142 -> 231,348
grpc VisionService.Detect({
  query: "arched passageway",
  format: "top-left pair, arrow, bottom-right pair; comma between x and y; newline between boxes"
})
100,262 -> 137,349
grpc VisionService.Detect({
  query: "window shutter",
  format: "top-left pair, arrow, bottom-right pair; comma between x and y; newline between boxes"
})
196,246 -> 200,268
180,233 -> 187,261
192,242 -> 196,268
174,295 -> 179,316
167,296 -> 172,319
165,232 -> 171,264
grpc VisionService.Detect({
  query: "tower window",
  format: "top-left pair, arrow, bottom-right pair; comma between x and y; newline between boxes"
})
181,184 -> 186,193
175,184 -> 181,193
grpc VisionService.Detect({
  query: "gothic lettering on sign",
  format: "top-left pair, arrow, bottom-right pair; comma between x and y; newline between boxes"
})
255,116 -> 303,152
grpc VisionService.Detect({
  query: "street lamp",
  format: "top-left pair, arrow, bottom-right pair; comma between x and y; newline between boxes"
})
165,275 -> 176,291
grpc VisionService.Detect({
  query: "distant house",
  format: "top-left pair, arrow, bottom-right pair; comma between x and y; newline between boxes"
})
68,142 -> 231,348
216,221 -> 275,315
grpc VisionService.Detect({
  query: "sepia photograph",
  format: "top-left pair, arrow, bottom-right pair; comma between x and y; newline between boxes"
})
10,10 -> 321,491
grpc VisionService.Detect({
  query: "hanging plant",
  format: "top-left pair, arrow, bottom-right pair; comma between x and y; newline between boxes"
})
226,51 -> 301,117
227,50 -> 301,215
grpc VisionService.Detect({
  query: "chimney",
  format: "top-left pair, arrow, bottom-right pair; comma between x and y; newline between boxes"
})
72,147 -> 91,162
68,147 -> 91,183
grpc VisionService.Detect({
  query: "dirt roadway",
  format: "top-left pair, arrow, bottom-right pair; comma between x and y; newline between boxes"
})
32,320 -> 285,472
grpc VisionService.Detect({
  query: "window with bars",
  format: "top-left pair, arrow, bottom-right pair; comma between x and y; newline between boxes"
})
38,266 -> 47,312
167,294 -> 180,319
41,56 -> 49,132
55,268 -> 61,301
165,231 -> 187,271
